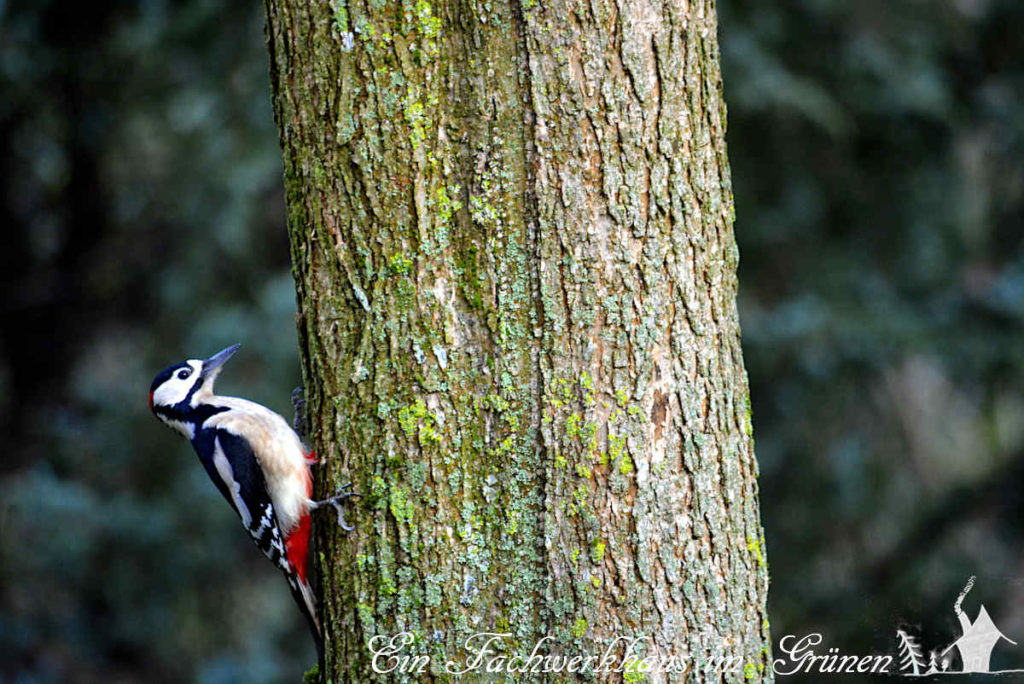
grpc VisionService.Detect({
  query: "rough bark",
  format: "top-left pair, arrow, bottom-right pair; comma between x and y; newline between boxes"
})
264,0 -> 770,681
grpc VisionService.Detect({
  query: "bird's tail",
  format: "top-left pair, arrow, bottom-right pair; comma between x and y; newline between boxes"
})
285,510 -> 321,654
287,568 -> 322,654
287,459 -> 322,657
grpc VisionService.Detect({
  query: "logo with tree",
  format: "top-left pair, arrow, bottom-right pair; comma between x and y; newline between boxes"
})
898,576 -> 1018,676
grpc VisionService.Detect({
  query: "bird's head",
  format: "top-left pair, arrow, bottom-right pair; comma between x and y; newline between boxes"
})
149,344 -> 240,428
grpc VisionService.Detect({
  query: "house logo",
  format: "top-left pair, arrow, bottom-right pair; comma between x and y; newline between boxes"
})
773,576 -> 1020,676
896,576 -> 1018,676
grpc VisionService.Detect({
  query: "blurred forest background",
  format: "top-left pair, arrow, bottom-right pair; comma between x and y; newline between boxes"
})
1,0 -> 1022,682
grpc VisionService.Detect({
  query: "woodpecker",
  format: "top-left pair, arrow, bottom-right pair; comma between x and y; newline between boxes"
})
148,343 -> 354,648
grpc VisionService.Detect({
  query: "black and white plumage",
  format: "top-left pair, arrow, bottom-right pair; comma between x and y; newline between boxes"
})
149,344 -> 355,649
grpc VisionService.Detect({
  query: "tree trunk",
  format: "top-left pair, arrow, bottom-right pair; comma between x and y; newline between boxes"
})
264,0 -> 770,680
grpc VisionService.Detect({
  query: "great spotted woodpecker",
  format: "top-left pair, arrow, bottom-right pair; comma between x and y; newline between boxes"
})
148,343 -> 354,648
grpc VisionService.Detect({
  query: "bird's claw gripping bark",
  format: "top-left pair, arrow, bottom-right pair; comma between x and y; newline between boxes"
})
311,482 -> 359,531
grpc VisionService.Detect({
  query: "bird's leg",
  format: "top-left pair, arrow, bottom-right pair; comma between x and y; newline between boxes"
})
309,482 -> 359,531
295,387 -> 357,527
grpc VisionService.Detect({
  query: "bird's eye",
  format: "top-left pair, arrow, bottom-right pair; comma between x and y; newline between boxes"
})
177,369 -> 192,380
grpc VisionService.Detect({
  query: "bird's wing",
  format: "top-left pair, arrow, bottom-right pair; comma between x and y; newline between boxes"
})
202,398 -> 311,533
196,428 -> 291,573
198,428 -> 320,639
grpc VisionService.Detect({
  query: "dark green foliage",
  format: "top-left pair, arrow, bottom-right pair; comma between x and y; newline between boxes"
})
721,0 -> 1024,648
0,0 -> 312,682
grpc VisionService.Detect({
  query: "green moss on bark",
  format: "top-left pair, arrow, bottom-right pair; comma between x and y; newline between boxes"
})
265,0 -> 772,681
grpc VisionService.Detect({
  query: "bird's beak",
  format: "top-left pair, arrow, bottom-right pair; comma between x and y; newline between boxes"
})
200,343 -> 240,384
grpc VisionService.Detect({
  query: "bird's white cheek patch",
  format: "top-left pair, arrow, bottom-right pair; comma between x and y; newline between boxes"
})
153,384 -> 181,408
213,438 -> 252,528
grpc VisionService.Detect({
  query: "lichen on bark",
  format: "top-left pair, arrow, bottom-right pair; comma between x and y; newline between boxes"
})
265,0 -> 771,681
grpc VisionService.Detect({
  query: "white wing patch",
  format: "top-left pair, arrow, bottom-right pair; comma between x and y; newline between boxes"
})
201,395 -> 311,534
252,505 -> 274,538
254,505 -> 289,571
212,436 -> 252,528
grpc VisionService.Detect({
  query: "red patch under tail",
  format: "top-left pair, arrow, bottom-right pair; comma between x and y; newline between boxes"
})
285,512 -> 312,584
285,468 -> 314,584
